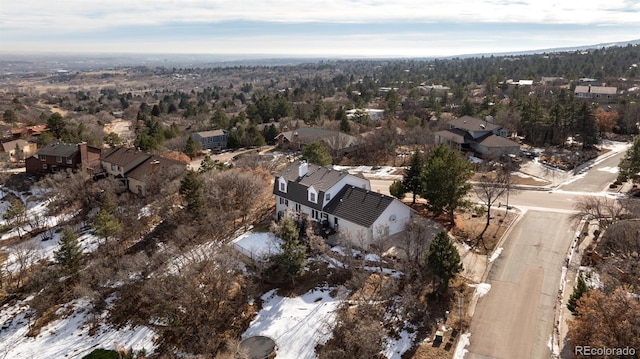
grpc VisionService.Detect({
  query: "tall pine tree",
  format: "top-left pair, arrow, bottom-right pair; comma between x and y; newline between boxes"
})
55,226 -> 83,276
402,151 -> 424,204
273,217 -> 306,284
179,170 -> 204,218
425,230 -> 463,293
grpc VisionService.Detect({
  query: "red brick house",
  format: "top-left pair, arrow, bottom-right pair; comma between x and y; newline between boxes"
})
25,142 -> 101,175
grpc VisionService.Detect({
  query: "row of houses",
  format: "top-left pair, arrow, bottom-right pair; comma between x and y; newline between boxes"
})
24,142 -> 186,196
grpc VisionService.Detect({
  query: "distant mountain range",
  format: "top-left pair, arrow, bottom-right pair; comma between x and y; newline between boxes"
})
454,39 -> 640,59
2,39 -> 639,71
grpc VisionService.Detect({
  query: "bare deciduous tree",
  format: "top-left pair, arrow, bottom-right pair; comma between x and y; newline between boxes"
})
570,195 -> 624,229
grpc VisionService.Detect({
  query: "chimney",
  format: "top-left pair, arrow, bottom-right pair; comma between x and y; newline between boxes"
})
298,161 -> 308,177
78,142 -> 88,173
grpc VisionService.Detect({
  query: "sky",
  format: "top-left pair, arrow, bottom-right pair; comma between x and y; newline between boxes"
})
1,0 -> 639,58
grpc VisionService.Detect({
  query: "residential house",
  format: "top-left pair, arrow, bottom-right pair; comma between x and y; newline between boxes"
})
100,146 -> 151,179
275,127 -> 361,158
1,139 -> 37,162
435,116 -> 520,157
273,161 -> 413,249
191,130 -> 228,151
126,156 -> 185,196
9,124 -> 48,140
25,142 -> 101,175
100,146 -> 186,196
574,85 -> 617,103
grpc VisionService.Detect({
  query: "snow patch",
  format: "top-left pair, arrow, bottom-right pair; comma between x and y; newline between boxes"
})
488,247 -> 503,263
384,322 -> 417,359
242,287 -> 341,359
453,332 -> 471,359
597,166 -> 619,174
469,283 -> 492,298
232,231 -> 282,260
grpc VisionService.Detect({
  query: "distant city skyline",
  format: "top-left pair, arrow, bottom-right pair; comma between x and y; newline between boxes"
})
2,1 -> 639,57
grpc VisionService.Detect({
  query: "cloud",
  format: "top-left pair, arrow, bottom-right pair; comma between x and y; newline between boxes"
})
1,1 -> 638,56
2,0 -> 639,35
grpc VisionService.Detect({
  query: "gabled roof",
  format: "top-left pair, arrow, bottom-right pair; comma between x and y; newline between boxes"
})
324,186 -> 394,228
10,124 -> 48,137
278,161 -> 348,192
448,116 -> 500,133
276,128 -> 360,149
435,129 -> 473,145
35,142 -> 78,157
1,139 -> 34,152
126,155 -> 186,181
193,129 -> 227,138
574,85 -> 617,95
101,146 -> 151,167
478,134 -> 520,148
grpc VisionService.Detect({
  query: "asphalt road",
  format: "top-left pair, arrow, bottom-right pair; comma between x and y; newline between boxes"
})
466,210 -> 574,359
557,150 -> 627,193
464,149 -> 625,359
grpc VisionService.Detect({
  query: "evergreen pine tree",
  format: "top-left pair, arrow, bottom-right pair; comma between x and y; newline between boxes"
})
402,151 -> 424,204
184,135 -> 200,159
425,230 -> 463,293
274,217 -> 306,284
389,180 -> 406,200
54,226 -> 83,275
567,273 -> 589,315
179,170 -> 204,218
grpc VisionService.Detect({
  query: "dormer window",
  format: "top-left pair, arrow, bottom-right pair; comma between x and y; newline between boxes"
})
325,193 -> 331,201
278,177 -> 287,193
308,186 -> 318,203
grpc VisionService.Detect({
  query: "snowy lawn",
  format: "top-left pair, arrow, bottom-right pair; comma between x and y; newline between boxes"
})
242,287 -> 341,359
232,231 -> 282,260
0,298 -> 157,359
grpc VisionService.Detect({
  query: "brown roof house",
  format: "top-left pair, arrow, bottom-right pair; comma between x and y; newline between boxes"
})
10,124 -> 48,139
273,161 -> 414,249
1,139 -> 37,162
435,116 -> 520,157
25,142 -> 101,175
100,146 -> 186,196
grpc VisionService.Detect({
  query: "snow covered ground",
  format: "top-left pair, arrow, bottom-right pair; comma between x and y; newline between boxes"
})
242,287 -> 341,359
0,297 -> 157,358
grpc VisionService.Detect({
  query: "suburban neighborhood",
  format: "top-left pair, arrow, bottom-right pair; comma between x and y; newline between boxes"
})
1,42 -> 640,359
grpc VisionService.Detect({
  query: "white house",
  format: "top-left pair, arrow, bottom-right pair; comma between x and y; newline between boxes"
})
273,161 -> 413,249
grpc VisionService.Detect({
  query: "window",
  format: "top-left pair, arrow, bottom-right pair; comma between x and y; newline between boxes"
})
285,199 -> 288,207
111,163 -> 116,171
278,178 -> 287,193
309,192 -> 316,203
334,217 -> 339,226
325,193 -> 331,201
56,156 -> 62,163
295,203 -> 301,213
66,157 -> 72,164
42,164 -> 48,170
311,210 -> 320,220
39,154 -> 46,161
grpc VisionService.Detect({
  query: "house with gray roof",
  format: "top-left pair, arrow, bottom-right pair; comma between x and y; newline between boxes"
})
273,161 -> 413,248
275,127 -> 361,159
191,129 -> 228,151
99,146 -> 186,196
25,142 -> 101,175
574,85 -> 617,103
435,116 -> 520,157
